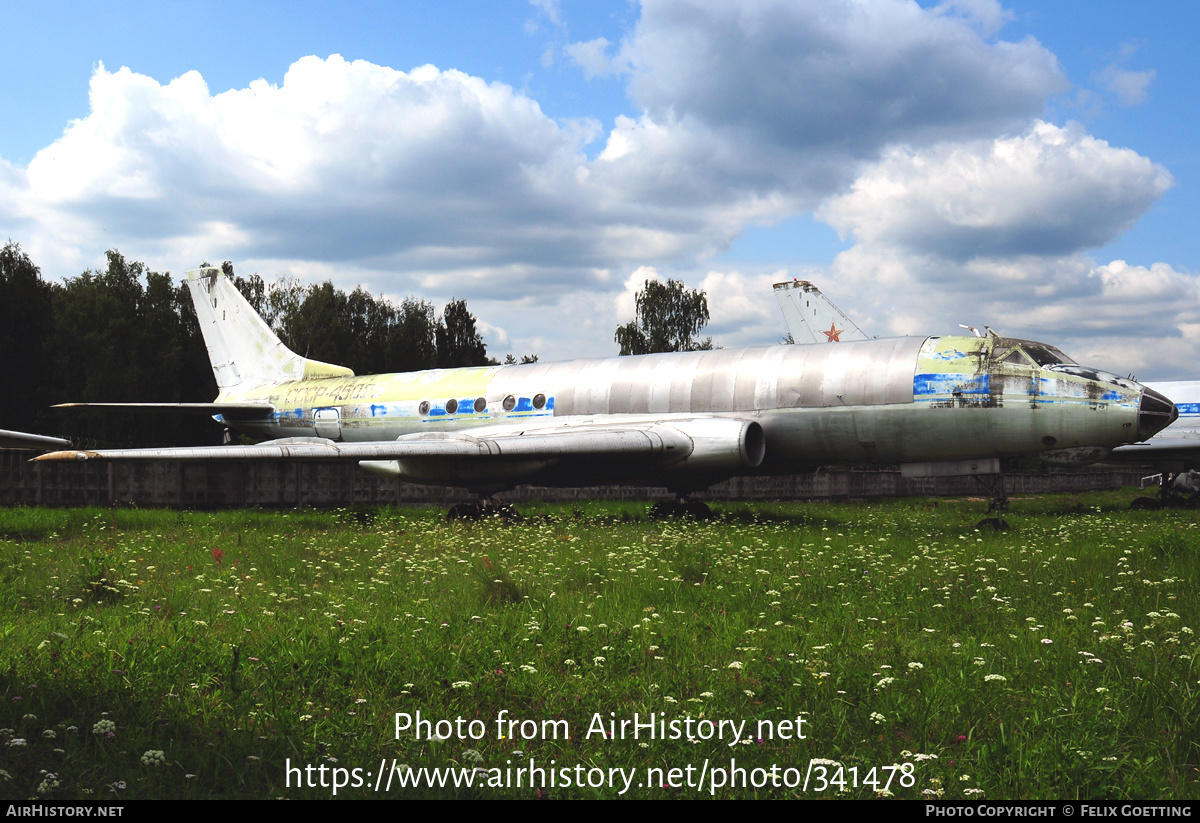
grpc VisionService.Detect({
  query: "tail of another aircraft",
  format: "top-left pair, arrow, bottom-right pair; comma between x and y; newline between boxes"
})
773,279 -> 869,344
186,267 -> 354,391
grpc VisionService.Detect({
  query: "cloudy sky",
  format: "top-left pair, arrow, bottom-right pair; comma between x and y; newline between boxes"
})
2,0 -> 1197,377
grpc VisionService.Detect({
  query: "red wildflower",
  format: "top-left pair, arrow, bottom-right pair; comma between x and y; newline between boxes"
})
212,547 -> 224,566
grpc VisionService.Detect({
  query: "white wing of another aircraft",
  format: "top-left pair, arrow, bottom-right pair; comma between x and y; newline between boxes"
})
1105,379 -> 1200,504
0,428 -> 70,450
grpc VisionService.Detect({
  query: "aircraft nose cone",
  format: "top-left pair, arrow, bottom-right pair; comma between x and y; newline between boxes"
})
1138,386 -> 1177,440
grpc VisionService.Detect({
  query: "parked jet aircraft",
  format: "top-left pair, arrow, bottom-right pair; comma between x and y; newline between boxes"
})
773,279 -> 868,344
771,278 -> 1200,507
35,267 -> 1175,518
0,429 -> 70,450
1102,380 -> 1200,507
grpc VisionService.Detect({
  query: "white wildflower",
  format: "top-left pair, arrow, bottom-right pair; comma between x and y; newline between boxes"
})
140,750 -> 166,767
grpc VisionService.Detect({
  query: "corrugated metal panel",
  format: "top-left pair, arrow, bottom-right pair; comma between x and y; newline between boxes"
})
750,345 -> 788,411
528,338 -> 926,417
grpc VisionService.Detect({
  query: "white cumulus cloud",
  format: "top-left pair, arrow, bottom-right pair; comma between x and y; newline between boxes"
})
818,121 -> 1173,260
0,1 -> 1186,367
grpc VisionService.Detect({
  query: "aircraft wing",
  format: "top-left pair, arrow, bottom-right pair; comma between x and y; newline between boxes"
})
31,416 -> 766,490
1108,437 -> 1200,465
0,429 -> 71,450
32,422 -> 703,463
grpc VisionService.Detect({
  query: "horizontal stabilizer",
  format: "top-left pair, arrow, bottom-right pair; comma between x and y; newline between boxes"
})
52,402 -> 275,421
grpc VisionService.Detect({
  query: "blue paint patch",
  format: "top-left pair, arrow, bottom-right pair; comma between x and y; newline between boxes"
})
914,373 -> 990,396
927,348 -> 971,361
516,397 -> 533,412
429,408 -> 446,417
1177,403 -> 1200,417
546,397 -> 555,410
1100,391 -> 1123,402
370,404 -> 388,417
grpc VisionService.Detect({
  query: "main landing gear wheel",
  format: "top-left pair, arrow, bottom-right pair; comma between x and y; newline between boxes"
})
974,517 -> 1010,531
649,500 -> 713,520
446,500 -> 520,522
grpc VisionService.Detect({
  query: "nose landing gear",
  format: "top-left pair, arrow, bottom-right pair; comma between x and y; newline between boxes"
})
974,473 -> 1010,530
649,496 -> 713,520
446,497 -> 521,521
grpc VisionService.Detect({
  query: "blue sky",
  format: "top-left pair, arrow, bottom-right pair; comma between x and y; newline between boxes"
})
1,0 -> 1197,377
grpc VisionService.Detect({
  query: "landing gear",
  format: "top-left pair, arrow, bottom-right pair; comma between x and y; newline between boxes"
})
649,498 -> 713,520
973,473 -> 1010,530
446,498 -> 520,522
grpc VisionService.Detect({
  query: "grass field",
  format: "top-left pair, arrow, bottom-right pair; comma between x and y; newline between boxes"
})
1,490 -> 1197,799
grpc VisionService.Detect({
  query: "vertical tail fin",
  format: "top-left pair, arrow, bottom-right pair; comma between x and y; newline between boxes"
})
186,267 -> 354,390
773,279 -> 869,344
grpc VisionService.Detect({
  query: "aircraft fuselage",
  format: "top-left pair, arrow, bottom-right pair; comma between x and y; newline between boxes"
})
217,334 -> 1160,488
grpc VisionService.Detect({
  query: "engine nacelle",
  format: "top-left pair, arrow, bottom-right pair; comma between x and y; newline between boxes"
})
653,417 -> 766,475
358,417 -> 765,489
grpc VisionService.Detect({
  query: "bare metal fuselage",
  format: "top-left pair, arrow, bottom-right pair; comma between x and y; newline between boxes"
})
218,334 -> 1156,490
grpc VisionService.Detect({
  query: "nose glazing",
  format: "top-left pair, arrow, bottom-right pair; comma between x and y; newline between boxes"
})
1138,387 -> 1177,440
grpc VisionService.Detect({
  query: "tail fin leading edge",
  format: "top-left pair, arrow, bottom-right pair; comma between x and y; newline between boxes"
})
186,267 -> 353,390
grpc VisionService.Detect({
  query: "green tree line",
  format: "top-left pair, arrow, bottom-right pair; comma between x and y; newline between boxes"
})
0,243 -> 499,447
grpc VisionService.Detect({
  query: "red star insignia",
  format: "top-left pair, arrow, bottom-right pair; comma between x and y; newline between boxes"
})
822,323 -> 843,342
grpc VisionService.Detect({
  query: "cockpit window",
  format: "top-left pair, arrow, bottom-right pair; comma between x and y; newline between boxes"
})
1047,346 -> 1075,365
1024,345 -> 1074,366
1002,349 -> 1035,366
995,341 -> 1076,368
